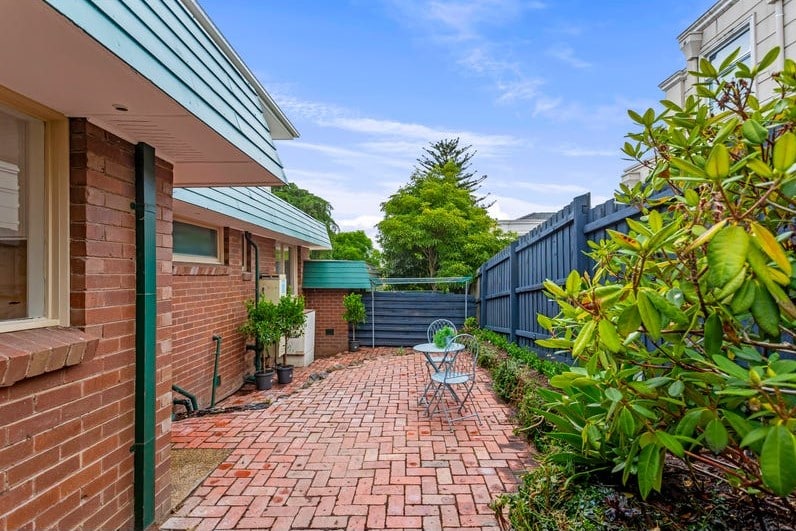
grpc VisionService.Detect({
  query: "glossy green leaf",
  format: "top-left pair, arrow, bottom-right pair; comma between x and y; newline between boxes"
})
605,387 -> 623,403
618,407 -> 636,437
757,46 -> 780,72
704,418 -> 729,453
730,279 -> 756,314
750,221 -> 792,276
668,380 -> 684,397
704,313 -> 724,356
637,291 -> 661,341
760,425 -> 796,497
655,430 -> 685,458
685,219 -> 728,252
750,280 -> 780,338
571,320 -> 596,357
705,143 -> 731,180
707,225 -> 749,288
712,354 -> 749,380
637,444 -> 663,499
670,157 -> 708,179
714,266 -> 747,301
773,131 -> 796,171
742,119 -> 768,145
746,158 -> 773,177
565,269 -> 581,296
598,319 -> 622,353
617,305 -> 642,336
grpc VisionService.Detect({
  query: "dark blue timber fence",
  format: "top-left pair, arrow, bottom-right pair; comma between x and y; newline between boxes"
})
477,193 -> 645,361
361,291 -> 476,347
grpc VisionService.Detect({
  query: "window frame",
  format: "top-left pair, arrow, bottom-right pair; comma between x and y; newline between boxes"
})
173,218 -> 224,264
0,87 -> 69,333
704,18 -> 756,109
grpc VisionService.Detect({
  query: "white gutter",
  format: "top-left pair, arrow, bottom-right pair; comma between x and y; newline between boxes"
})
181,0 -> 300,140
677,0 -> 740,43
769,0 -> 786,70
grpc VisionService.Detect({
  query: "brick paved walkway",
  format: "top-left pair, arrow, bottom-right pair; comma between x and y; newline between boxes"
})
163,348 -> 534,530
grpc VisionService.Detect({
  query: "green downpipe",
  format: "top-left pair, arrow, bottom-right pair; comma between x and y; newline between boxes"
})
210,335 -> 221,408
133,143 -> 156,531
243,232 -> 262,375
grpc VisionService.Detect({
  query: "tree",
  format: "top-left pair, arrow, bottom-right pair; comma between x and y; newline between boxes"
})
537,49 -> 796,500
272,182 -> 339,236
377,161 -> 511,282
330,230 -> 381,268
416,138 -> 491,207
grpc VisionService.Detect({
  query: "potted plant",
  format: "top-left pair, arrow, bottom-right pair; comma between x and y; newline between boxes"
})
274,294 -> 306,384
433,326 -> 455,348
342,292 -> 366,351
239,298 -> 280,390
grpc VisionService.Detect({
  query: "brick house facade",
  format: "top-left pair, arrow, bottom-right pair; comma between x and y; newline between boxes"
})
0,1 -> 330,529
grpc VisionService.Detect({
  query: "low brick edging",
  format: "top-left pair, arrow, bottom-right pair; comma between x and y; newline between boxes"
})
0,327 -> 99,387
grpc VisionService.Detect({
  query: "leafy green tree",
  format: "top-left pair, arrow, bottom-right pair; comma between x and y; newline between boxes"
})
416,138 -> 492,207
378,161 -> 511,282
537,49 -> 796,500
272,182 -> 339,236
330,230 -> 381,268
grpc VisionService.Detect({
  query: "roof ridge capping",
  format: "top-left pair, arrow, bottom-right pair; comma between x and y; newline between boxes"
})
180,0 -> 299,140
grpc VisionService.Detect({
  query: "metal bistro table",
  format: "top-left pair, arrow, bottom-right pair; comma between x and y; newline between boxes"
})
413,341 -> 464,410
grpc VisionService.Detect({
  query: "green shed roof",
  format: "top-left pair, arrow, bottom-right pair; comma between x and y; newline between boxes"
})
303,261 -> 373,289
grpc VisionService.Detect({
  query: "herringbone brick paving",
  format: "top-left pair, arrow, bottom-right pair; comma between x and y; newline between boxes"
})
163,348 -> 535,530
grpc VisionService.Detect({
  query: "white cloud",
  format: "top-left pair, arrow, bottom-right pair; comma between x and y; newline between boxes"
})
496,79 -> 544,104
555,145 -> 617,158
546,45 -> 591,69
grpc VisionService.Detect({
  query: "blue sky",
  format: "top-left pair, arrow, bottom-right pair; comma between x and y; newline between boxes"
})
198,0 -> 715,241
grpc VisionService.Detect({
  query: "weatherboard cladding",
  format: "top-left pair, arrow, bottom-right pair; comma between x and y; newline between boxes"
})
302,261 -> 372,289
44,0 -> 286,180
174,187 -> 331,248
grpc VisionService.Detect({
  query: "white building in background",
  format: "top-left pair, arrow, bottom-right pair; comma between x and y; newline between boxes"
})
622,0 -> 794,186
497,212 -> 553,236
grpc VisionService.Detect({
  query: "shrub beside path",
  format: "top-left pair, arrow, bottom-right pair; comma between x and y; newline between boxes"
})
164,348 -> 535,530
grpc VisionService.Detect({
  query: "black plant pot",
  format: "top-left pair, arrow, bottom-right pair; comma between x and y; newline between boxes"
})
348,340 -> 360,352
276,365 -> 293,384
255,370 -> 274,390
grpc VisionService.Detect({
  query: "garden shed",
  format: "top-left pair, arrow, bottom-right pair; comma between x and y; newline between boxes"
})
302,260 -> 373,355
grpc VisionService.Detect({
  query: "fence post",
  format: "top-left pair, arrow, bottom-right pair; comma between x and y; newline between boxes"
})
509,241 -> 518,343
479,264 -> 488,327
571,194 -> 591,274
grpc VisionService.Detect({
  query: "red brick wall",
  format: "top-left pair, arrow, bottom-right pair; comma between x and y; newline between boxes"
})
0,119 -> 174,530
171,231 -> 278,409
304,289 -> 350,356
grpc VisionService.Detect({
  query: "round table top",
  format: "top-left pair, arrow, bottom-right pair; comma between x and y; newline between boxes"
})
413,342 -> 464,353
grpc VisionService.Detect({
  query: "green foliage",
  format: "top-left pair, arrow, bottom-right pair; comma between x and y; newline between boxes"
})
463,316 -> 479,332
432,326 -> 455,348
275,294 -> 306,366
378,160 -> 513,281
539,51 -> 796,499
415,137 -> 491,207
272,182 -> 339,238
239,298 -> 281,370
474,328 -> 567,378
342,292 -> 366,341
330,230 -> 381,269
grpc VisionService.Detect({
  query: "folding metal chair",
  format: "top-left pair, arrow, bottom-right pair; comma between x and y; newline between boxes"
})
418,319 -> 457,404
426,333 -> 481,430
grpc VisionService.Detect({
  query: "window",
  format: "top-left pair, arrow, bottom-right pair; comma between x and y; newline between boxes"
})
173,220 -> 223,263
707,24 -> 753,111
275,242 -> 295,294
0,92 -> 68,332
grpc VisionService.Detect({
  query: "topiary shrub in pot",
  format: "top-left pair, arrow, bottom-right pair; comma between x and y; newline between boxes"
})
239,298 -> 280,390
342,292 -> 366,351
275,294 -> 306,384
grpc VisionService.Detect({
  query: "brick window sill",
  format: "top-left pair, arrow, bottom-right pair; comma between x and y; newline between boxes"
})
0,327 -> 99,387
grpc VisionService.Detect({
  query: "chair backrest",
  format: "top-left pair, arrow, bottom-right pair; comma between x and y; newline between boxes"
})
427,319 -> 456,343
443,333 -> 479,379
